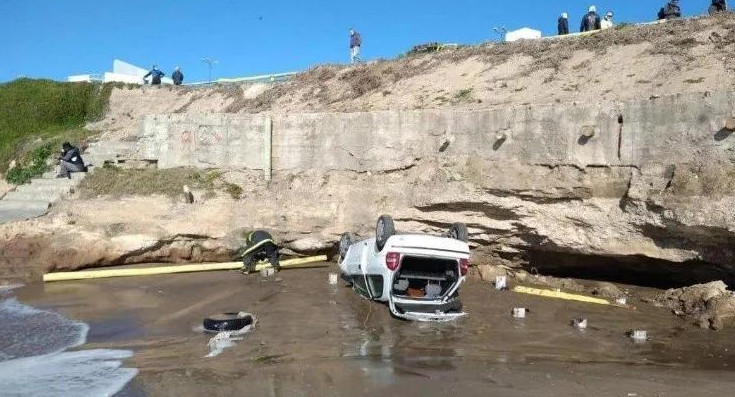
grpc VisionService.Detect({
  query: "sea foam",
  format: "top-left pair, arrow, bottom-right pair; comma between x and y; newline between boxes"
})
0,297 -> 137,396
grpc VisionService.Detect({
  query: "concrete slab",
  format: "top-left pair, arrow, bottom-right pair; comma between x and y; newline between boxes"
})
3,190 -> 60,202
14,184 -> 72,194
31,178 -> 77,187
0,208 -> 48,224
0,199 -> 51,212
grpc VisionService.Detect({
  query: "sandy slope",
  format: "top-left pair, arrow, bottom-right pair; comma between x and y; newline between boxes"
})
91,14 -> 735,141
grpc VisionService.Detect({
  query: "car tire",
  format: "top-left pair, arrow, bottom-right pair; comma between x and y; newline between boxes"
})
448,223 -> 469,242
375,215 -> 395,251
338,232 -> 354,262
203,312 -> 254,333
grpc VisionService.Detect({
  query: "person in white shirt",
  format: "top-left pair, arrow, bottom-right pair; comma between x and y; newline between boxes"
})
601,11 -> 614,29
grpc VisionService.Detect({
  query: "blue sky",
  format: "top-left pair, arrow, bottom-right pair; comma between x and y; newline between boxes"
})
0,0 -> 709,83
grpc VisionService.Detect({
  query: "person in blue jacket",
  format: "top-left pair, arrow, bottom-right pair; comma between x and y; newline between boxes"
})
172,67 -> 184,86
143,65 -> 165,85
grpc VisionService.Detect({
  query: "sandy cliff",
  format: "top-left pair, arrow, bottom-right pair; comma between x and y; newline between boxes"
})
3,14 -> 735,287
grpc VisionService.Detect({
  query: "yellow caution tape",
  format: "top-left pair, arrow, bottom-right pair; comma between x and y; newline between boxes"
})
512,286 -> 610,306
43,255 -> 328,283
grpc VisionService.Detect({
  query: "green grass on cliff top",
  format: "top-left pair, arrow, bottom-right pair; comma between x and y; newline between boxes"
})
0,79 -> 117,181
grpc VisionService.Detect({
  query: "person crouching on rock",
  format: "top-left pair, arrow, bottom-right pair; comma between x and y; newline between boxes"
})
240,230 -> 280,273
57,142 -> 86,179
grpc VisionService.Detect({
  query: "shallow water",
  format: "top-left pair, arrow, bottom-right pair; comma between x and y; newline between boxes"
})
11,265 -> 735,396
0,294 -> 137,397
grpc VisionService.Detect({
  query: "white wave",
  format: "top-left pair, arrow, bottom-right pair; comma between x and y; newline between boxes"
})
0,349 -> 138,397
0,298 -> 88,360
0,297 -> 137,396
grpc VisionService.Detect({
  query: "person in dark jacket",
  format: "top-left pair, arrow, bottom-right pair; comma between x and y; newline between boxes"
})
709,0 -> 728,14
349,28 -> 362,64
580,6 -> 602,32
558,13 -> 569,35
659,0 -> 682,19
57,142 -> 85,179
143,65 -> 165,85
240,230 -> 280,273
171,67 -> 184,86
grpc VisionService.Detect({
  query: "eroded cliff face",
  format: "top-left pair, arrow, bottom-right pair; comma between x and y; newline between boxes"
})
4,16 -> 735,285
2,158 -> 733,286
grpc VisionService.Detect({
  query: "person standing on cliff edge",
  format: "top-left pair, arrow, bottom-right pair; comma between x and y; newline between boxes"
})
580,5 -> 601,32
710,0 -> 728,14
659,0 -> 682,19
349,28 -> 362,64
143,65 -> 165,85
172,67 -> 184,86
558,13 -> 569,35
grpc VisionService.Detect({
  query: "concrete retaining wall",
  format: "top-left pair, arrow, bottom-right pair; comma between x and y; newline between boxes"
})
139,91 -> 735,171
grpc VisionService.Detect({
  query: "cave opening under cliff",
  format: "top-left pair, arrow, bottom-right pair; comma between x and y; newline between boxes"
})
524,249 -> 735,289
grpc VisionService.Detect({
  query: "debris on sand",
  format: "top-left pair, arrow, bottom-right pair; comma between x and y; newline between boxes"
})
656,281 -> 735,330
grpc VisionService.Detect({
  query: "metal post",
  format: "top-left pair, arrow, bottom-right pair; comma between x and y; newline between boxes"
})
264,116 -> 272,182
202,58 -> 218,84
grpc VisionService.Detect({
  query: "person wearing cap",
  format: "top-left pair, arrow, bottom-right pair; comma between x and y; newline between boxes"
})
659,0 -> 682,19
239,230 -> 280,273
172,67 -> 184,86
349,28 -> 362,64
601,11 -> 614,29
57,142 -> 86,179
580,5 -> 602,32
558,13 -> 570,35
143,65 -> 165,85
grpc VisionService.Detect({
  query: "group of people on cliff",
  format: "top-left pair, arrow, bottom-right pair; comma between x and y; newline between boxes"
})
139,27 -> 362,88
558,1 -> 728,36
143,65 -> 184,86
557,6 -> 614,34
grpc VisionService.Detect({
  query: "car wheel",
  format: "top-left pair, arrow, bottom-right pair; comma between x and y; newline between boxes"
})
448,223 -> 469,242
375,215 -> 395,251
203,312 -> 254,333
338,232 -> 354,262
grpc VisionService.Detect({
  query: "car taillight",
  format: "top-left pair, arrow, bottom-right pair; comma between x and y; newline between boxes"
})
460,258 -> 469,276
385,252 -> 401,271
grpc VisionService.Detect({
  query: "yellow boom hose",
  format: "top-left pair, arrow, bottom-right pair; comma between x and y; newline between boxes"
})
43,255 -> 328,283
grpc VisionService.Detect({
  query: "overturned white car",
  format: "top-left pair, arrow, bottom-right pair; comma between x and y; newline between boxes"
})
338,215 -> 470,322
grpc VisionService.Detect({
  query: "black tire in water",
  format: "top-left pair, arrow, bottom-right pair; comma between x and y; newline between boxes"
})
203,313 -> 254,333
448,223 -> 469,242
375,215 -> 395,251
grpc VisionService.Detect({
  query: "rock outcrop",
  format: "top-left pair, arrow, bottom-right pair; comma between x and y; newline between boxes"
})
656,281 -> 735,330
2,157 -> 734,287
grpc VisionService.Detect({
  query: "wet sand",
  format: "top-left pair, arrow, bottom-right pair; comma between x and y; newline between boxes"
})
14,264 -> 735,396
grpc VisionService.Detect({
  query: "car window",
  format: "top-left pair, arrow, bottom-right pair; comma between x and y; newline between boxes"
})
352,275 -> 371,299
366,275 -> 384,298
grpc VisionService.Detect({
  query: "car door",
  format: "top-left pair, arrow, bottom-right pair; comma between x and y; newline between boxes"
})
343,239 -> 373,299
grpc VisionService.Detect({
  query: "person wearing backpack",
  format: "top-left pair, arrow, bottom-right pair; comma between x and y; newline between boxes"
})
580,6 -> 602,32
659,0 -> 682,19
349,28 -> 362,64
